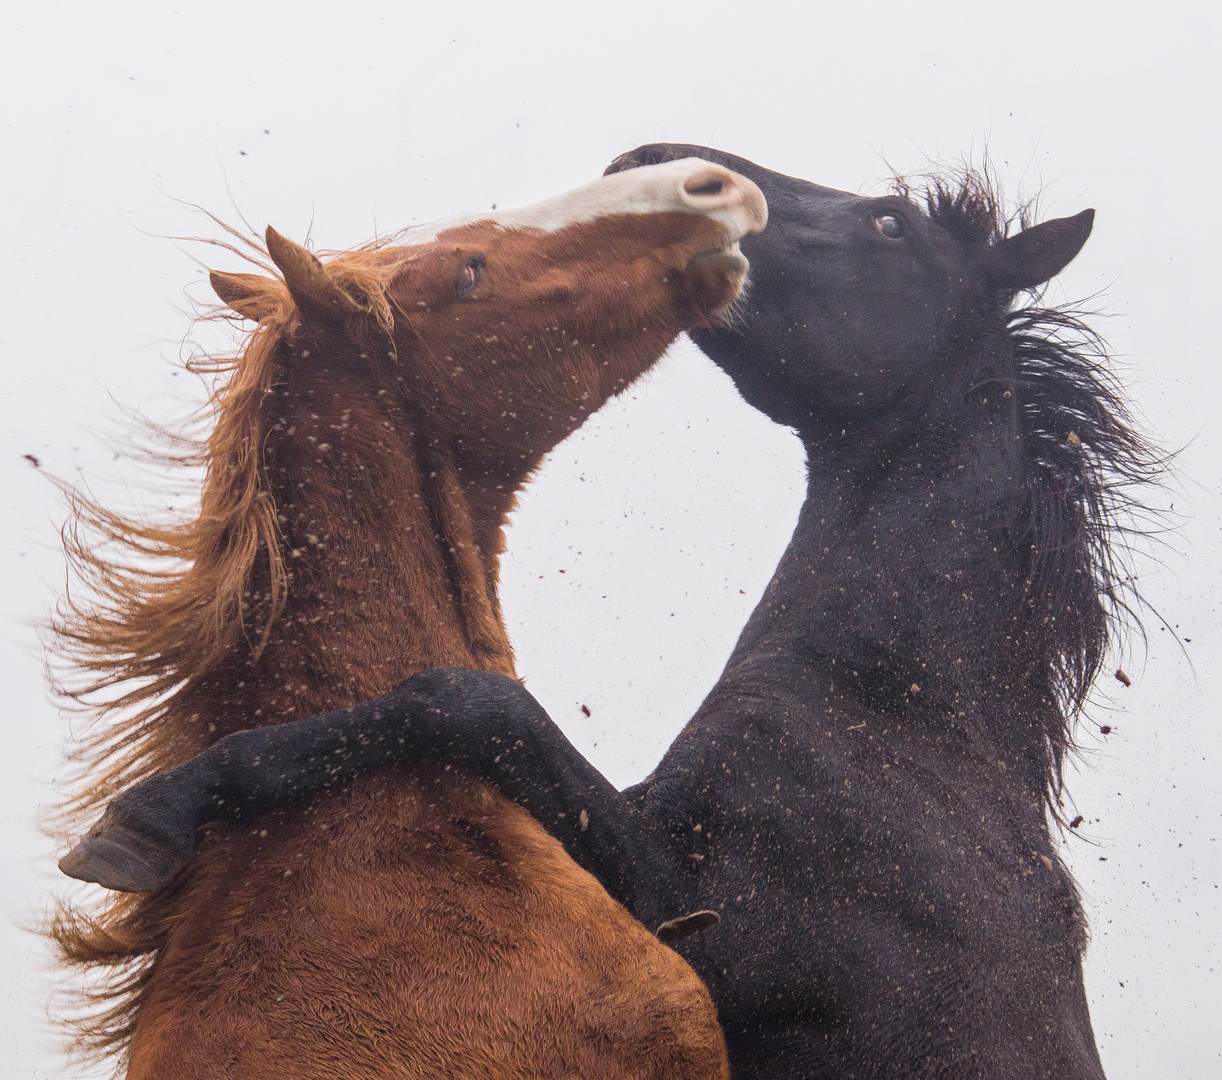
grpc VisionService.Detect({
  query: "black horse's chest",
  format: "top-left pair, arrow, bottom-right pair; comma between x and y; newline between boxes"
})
657,720 -> 1087,1077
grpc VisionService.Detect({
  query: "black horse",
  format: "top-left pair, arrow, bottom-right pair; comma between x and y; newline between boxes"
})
63,146 -> 1157,1078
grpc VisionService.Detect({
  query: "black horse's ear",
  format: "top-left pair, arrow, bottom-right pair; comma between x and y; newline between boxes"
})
984,209 -> 1094,292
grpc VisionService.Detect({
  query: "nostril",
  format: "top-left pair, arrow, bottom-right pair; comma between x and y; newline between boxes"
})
684,174 -> 729,199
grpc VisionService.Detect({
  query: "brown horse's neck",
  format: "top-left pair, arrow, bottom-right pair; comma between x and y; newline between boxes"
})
187,358 -> 519,738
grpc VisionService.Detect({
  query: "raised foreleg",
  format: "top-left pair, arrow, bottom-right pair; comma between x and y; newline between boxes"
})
59,669 -> 690,929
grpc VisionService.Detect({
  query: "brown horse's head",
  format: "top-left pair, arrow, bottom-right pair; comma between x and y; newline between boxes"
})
49,161 -> 764,1062
216,158 -> 765,474
53,160 -> 767,823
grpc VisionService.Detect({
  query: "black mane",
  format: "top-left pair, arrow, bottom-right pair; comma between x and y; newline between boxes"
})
901,169 -> 1161,798
898,168 -> 1011,247
1009,305 -> 1160,722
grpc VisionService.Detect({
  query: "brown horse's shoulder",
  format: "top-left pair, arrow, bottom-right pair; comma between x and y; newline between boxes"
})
129,768 -> 727,1080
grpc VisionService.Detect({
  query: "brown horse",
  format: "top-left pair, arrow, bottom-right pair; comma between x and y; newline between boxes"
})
52,159 -> 766,1078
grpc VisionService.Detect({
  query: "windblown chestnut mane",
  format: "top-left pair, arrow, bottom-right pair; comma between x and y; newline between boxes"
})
54,244 -> 398,805
49,241 -> 403,1052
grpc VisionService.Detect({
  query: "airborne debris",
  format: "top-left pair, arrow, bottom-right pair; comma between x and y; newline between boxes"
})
1069,815 -> 1084,829
22,454 -> 40,468
1114,668 -> 1131,687
580,704 -> 591,717
1099,725 -> 1113,735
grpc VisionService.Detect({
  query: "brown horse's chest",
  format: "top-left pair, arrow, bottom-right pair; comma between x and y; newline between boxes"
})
155,768 -> 536,973
128,767 -> 725,1080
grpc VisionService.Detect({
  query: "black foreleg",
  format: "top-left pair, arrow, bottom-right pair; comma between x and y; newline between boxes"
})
59,669 -> 686,927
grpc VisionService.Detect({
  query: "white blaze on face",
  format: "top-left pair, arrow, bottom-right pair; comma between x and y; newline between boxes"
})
404,159 -> 767,248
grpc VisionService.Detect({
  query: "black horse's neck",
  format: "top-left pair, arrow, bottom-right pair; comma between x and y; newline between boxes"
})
721,370 -> 1061,796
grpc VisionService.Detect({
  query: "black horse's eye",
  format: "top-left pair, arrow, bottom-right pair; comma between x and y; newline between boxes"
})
874,215 -> 905,239
456,254 -> 485,295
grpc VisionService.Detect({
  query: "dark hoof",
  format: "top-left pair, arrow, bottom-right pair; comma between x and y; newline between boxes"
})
656,909 -> 721,944
59,808 -> 189,893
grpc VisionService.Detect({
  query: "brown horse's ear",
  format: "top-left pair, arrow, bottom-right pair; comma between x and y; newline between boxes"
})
209,270 -> 280,321
984,209 -> 1094,292
264,226 -> 365,326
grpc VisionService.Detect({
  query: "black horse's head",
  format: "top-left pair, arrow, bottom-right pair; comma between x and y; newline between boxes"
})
606,144 -> 1093,439
608,143 -> 1161,749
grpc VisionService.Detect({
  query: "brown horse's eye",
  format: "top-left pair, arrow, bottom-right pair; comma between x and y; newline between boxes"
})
456,254 -> 485,296
874,215 -> 905,239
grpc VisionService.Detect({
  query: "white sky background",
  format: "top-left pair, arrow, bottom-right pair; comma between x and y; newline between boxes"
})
1,2 -> 1218,1075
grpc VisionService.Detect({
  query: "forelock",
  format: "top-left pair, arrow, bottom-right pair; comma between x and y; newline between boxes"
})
891,165 -> 1023,250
